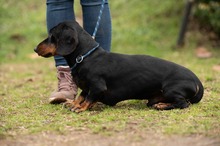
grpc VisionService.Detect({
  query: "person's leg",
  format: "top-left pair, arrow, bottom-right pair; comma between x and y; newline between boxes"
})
47,0 -> 75,66
81,0 -> 112,52
46,0 -> 77,104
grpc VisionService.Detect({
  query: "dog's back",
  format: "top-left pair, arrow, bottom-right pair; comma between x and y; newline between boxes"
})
81,51 -> 203,107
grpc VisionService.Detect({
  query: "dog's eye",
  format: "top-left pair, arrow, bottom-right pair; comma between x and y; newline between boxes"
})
51,35 -> 56,42
67,40 -> 71,44
66,37 -> 73,44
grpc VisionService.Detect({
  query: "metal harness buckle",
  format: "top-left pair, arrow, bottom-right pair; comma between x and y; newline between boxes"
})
76,55 -> 84,63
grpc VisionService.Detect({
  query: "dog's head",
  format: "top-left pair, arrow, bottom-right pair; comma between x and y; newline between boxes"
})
34,21 -> 79,58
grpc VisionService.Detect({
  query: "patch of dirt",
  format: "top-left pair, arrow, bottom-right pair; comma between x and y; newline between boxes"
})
0,129 -> 219,146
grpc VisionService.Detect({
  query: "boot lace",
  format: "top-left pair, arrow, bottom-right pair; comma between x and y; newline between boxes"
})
57,69 -> 77,92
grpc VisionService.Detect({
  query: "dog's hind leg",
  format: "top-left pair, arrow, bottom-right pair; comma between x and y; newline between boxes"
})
147,92 -> 164,107
152,90 -> 190,110
147,96 -> 176,110
146,91 -> 173,108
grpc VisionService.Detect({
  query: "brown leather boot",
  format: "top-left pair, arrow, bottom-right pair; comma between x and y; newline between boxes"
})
49,66 -> 78,104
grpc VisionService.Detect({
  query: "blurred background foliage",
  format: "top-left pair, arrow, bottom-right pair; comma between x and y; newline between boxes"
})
194,0 -> 220,36
0,0 -> 219,63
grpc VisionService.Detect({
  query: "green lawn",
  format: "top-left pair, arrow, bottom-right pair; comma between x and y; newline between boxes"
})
0,0 -> 220,139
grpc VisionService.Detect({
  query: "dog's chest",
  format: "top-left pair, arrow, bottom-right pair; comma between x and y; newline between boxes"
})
72,72 -> 89,90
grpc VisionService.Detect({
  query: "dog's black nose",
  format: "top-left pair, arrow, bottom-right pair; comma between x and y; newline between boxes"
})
34,47 -> 37,53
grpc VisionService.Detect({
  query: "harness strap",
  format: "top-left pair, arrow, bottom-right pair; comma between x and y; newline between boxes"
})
92,0 -> 106,39
71,0 -> 105,71
71,44 -> 100,71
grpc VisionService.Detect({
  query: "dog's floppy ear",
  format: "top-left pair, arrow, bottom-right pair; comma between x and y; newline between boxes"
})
54,24 -> 79,56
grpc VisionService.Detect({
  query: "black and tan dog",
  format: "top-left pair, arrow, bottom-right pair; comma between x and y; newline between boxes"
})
34,20 -> 203,113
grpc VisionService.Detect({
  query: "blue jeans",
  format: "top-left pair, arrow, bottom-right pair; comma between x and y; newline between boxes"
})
46,0 -> 112,66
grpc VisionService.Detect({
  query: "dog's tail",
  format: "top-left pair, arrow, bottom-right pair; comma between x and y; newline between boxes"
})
189,81 -> 204,104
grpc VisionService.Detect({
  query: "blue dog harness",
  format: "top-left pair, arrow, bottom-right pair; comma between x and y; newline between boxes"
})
71,44 -> 100,70
71,0 -> 105,71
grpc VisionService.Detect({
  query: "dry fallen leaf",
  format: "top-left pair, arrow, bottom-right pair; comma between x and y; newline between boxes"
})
195,47 -> 212,59
212,64 -> 220,72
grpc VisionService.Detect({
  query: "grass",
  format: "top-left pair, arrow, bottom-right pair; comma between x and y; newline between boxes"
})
0,0 -> 220,140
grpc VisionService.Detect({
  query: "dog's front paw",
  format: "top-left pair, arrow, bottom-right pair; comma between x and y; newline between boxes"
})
62,95 -> 95,113
63,95 -> 84,111
63,99 -> 77,109
69,100 -> 96,113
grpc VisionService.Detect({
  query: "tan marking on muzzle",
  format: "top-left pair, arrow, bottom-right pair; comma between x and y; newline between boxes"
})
37,43 -> 56,57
